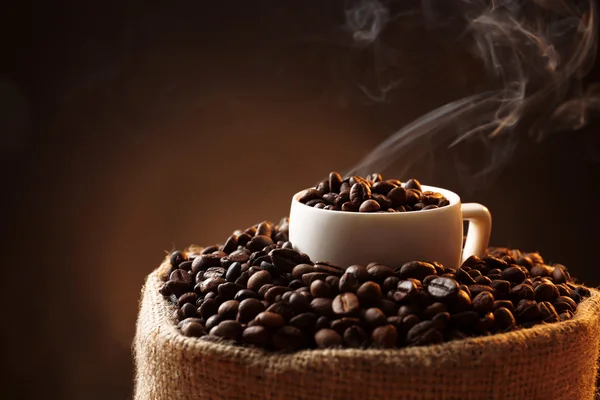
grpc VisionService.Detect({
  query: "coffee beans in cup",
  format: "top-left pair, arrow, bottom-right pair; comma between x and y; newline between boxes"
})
159,218 -> 590,351
297,172 -> 449,212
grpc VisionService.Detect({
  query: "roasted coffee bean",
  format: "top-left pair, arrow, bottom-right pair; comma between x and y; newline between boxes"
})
559,311 -> 574,321
468,285 -> 496,298
424,302 -> 448,319
273,326 -> 304,351
494,307 -> 516,331
350,182 -> 371,206
570,292 -> 581,304
338,272 -> 360,293
329,172 -> 343,193
233,289 -> 258,302
290,312 -> 318,331
493,300 -> 514,312
554,296 -> 576,313
468,269 -> 482,279
310,297 -> 334,317
363,307 -> 387,328
367,264 -> 395,282
218,300 -> 240,320
371,324 -> 398,348
181,303 -> 198,318
178,260 -> 193,272
534,282 -> 559,302
199,277 -> 226,294
267,302 -> 294,321
257,284 -> 274,299
170,250 -> 188,268
399,261 -> 437,281
421,275 -> 437,287
235,298 -> 264,323
288,279 -> 305,290
247,235 -> 274,252
556,283 -> 573,297
243,326 -> 270,346
181,319 -> 206,337
313,262 -> 344,276
265,286 -> 291,304
393,280 -> 419,302
191,254 -> 222,274
472,291 -> 495,314
489,280 -> 511,299
573,286 -> 591,298
514,300 -> 540,321
382,276 -> 401,293
332,293 -> 360,316
551,265 -> 570,284
427,277 -> 459,299
343,325 -> 369,348
210,320 -> 242,341
449,290 -> 473,313
346,265 -> 370,281
173,308 -> 185,321
331,317 -> 361,335
539,301 -> 559,322
310,280 -> 333,298
298,188 -> 322,204
201,245 -> 220,254
292,264 -> 314,279
314,329 -> 343,348
167,271 -> 194,296
372,181 -> 396,195
509,284 -> 535,303
455,267 -> 476,285
474,276 -> 493,286
247,270 -> 272,292
302,272 -> 329,286
221,235 -> 238,254
218,283 -> 243,300
228,250 -> 250,264
359,199 -> 380,212
177,292 -> 198,308
288,292 -> 312,312
254,311 -> 286,329
501,266 -> 527,284
225,262 -> 243,283
315,316 -> 331,331
357,281 -> 382,304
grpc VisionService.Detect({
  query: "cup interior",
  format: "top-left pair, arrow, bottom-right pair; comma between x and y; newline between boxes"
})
292,184 -> 460,215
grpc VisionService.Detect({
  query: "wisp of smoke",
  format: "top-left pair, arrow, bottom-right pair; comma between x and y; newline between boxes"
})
344,0 -> 598,189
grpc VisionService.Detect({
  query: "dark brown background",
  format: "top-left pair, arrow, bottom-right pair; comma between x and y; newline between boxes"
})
1,1 -> 599,399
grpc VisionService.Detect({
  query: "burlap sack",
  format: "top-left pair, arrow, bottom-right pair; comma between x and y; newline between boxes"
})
134,260 -> 600,400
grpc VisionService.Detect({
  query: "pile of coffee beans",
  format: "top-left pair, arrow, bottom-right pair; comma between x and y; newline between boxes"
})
297,172 -> 449,212
159,218 -> 590,351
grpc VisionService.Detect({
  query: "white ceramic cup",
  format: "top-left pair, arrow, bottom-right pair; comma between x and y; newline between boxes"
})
288,185 -> 492,269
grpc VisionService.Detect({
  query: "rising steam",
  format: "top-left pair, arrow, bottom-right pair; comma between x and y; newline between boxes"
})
344,0 -> 598,188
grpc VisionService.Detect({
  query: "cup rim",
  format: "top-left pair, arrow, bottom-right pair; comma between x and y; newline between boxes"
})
292,184 -> 460,215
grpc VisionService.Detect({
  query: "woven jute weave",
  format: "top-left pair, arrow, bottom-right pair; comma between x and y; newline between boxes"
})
134,259 -> 600,400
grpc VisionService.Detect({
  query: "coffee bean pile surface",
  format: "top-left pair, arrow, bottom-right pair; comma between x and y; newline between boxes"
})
159,218 -> 590,351
298,172 -> 449,212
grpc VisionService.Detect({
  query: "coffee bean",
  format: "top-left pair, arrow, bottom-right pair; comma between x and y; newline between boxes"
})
559,311 -> 574,321
267,302 -> 294,321
313,262 -> 344,276
247,235 -> 274,252
363,307 -> 387,328
170,250 -> 187,268
468,269 -> 482,278
573,286 -> 590,298
424,302 -> 447,319
218,300 -> 239,319
236,298 -> 265,323
247,270 -> 272,292
314,329 -> 343,348
167,271 -> 194,297
228,250 -> 250,264
210,320 -> 242,341
242,326 -> 270,347
399,261 -> 437,281
292,264 -> 314,279
329,172 -> 343,193
288,279 -> 305,290
514,300 -> 540,321
556,283 -> 573,297
298,188 -> 322,204
310,280 -> 333,298
225,262 -> 243,283
493,300 -> 514,311
218,283 -> 243,300
343,325 -> 369,348
181,320 -> 206,337
302,272 -> 329,286
181,303 -> 198,318
289,312 -> 318,331
310,297 -> 334,317
427,277 -> 459,300
372,181 -> 396,195
357,199 -> 379,212
191,254 -> 222,274
554,296 -> 577,313
233,289 -> 259,302
393,280 -> 419,302
501,266 -> 527,284
173,308 -> 185,322
356,281 -> 382,304
455,267 -> 476,285
509,284 -> 535,303
346,265 -> 370,281
472,291 -> 495,314
382,276 -> 401,293
332,293 -> 360,316
551,265 -> 570,284
339,272 -> 360,293
254,311 -> 286,329
273,326 -> 304,351
539,301 -> 559,322
489,280 -> 511,299
371,324 -> 398,348
265,286 -> 291,304
534,282 -> 559,302
494,307 -> 516,331
468,284 -> 496,298
289,292 -> 312,312
474,276 -> 493,286
405,178 -> 422,191
177,292 -> 198,308
367,264 -> 395,282
449,289 -> 472,313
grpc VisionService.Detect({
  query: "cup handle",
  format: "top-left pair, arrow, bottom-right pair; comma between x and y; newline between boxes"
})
461,203 -> 492,265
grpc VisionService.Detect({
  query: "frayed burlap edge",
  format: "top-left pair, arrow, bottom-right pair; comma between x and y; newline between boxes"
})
134,259 -> 600,400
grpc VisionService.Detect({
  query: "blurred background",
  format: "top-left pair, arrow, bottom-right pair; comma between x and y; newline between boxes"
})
1,1 -> 599,399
